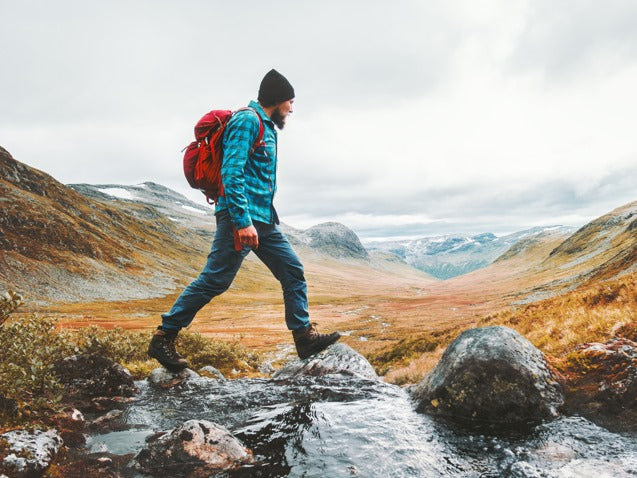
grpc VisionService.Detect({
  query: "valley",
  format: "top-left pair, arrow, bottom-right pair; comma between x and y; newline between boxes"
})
1,146 -> 636,383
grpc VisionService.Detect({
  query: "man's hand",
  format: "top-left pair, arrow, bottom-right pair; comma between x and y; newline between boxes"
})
237,225 -> 259,249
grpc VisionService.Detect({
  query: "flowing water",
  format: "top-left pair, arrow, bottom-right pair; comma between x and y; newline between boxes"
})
87,374 -> 637,477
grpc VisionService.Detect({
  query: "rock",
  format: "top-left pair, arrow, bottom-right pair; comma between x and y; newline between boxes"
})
258,362 -> 276,376
273,343 -> 378,380
89,409 -> 124,431
410,326 -> 563,426
0,429 -> 62,478
507,461 -> 544,478
46,408 -> 87,447
135,419 -> 253,475
148,367 -> 200,388
53,354 -> 139,412
556,458 -> 634,477
559,337 -> 637,431
198,366 -> 225,380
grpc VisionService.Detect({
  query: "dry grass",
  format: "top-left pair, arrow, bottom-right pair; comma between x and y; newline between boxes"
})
478,271 -> 637,357
7,210 -> 635,389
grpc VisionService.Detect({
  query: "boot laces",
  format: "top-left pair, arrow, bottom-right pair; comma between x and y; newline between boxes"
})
308,322 -> 329,338
161,335 -> 179,360
167,335 -> 183,359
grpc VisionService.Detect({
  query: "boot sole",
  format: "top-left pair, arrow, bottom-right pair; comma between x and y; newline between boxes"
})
148,349 -> 189,372
297,333 -> 341,360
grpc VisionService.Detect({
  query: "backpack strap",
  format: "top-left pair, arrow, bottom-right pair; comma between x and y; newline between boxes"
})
236,107 -> 265,152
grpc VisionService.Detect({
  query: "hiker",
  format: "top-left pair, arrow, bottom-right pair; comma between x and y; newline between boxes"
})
149,69 -> 341,371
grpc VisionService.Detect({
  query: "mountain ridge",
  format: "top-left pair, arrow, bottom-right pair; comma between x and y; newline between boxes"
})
365,226 -> 575,279
0,148 -> 430,304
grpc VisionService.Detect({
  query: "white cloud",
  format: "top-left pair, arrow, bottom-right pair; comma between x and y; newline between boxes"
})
1,0 -> 636,239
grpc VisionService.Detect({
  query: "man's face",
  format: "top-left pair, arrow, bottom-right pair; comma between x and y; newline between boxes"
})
271,99 -> 294,129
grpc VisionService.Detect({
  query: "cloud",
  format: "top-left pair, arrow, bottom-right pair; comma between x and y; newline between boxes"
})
508,0 -> 637,81
1,1 -> 636,240
280,162 -> 637,236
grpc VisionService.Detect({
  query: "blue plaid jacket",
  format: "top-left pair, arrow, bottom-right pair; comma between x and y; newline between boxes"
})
216,101 -> 278,229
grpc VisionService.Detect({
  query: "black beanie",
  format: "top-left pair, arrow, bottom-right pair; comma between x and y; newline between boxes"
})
258,69 -> 295,106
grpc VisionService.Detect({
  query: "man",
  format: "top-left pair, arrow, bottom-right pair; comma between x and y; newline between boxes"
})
149,69 -> 341,371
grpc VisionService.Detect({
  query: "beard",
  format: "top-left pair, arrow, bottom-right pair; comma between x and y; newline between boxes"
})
271,107 -> 287,129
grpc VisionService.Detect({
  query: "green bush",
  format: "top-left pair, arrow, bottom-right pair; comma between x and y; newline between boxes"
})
61,326 -> 149,364
0,314 -> 70,419
178,330 -> 261,375
0,298 -> 262,425
0,291 -> 23,326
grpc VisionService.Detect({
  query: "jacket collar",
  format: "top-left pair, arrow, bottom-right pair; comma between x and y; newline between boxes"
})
248,100 -> 273,126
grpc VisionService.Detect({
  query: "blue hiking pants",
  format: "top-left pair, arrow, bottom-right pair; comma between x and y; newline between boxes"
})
161,210 -> 310,332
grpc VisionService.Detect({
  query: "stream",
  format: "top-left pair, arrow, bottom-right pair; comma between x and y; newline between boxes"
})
85,373 -> 637,477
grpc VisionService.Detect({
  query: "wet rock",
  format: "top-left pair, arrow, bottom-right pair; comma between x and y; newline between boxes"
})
53,354 -> 139,412
148,367 -> 200,388
89,409 -> 124,431
411,326 -> 563,426
559,337 -> 637,431
273,343 -> 378,380
46,408 -> 87,447
0,428 -> 62,477
135,419 -> 253,475
508,461 -> 543,478
556,458 -> 633,477
198,366 -> 225,380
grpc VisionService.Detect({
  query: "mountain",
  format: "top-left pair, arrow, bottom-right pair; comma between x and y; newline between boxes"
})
458,200 -> 637,305
0,147 -> 430,304
71,184 -> 371,261
0,147 -> 212,303
364,227 -> 574,279
68,182 -> 215,237
289,222 -> 369,260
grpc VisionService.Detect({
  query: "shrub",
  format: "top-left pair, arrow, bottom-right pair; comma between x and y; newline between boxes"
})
0,294 -> 262,425
0,314 -> 70,420
0,291 -> 23,326
177,330 -> 261,375
61,326 -> 149,364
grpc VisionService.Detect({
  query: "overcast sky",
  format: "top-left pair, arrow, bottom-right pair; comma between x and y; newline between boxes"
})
2,0 -> 636,240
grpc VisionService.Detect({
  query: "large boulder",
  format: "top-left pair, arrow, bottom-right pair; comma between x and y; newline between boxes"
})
53,354 -> 139,411
135,419 -> 253,475
0,429 -> 62,478
559,337 -> 637,431
410,326 -> 563,426
273,343 -> 378,380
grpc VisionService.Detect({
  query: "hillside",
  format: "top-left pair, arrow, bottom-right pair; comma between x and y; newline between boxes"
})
0,148 -> 432,311
3,146 -> 635,384
365,202 -> 637,383
0,147 -> 217,303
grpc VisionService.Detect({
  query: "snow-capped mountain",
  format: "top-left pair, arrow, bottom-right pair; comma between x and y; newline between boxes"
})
68,182 -> 215,236
364,227 -> 575,279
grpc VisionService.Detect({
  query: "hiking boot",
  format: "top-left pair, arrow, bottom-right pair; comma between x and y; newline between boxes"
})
292,322 -> 341,360
148,328 -> 189,372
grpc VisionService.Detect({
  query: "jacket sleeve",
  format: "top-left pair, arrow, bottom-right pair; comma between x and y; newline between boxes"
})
221,111 -> 260,229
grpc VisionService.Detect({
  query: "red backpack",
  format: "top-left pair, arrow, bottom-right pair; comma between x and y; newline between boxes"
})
183,107 -> 264,204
